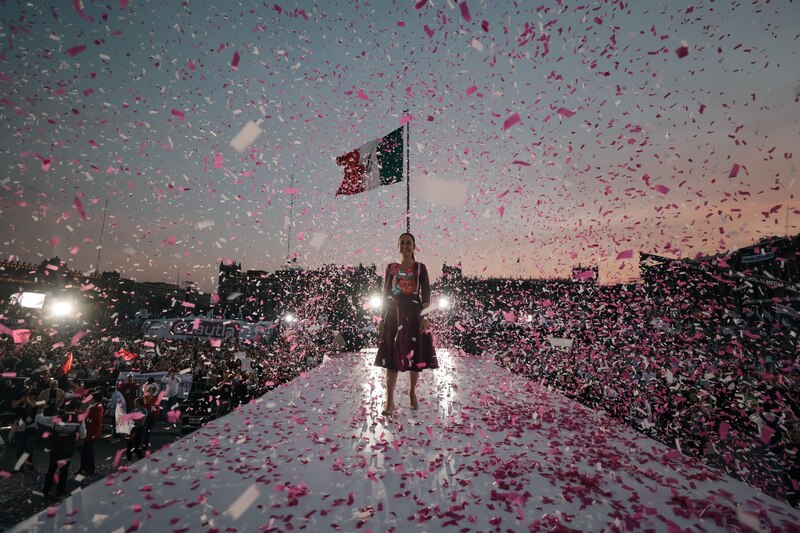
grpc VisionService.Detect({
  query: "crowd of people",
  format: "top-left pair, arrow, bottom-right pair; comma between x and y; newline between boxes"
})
1,250 -> 798,509
441,268 -> 799,507
0,318 -> 327,500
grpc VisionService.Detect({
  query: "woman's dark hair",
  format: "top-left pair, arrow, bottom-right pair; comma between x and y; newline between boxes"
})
398,232 -> 416,260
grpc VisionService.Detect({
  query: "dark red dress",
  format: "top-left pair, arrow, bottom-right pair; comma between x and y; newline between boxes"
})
374,262 -> 439,372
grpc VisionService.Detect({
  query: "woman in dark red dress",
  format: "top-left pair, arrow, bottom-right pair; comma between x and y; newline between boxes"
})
375,233 -> 438,416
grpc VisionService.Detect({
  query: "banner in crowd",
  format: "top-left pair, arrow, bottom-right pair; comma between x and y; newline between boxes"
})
116,371 -> 193,400
142,318 -> 276,342
739,274 -> 799,292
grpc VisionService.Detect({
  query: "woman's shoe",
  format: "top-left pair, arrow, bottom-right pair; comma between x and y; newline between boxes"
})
381,403 -> 394,416
409,394 -> 419,411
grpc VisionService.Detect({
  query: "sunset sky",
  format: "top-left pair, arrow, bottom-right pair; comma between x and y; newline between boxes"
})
1,0 -> 798,292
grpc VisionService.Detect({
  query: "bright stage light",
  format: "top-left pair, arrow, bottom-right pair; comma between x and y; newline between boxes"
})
283,313 -> 295,323
51,300 -> 74,317
18,292 -> 46,309
369,294 -> 382,310
438,296 -> 450,310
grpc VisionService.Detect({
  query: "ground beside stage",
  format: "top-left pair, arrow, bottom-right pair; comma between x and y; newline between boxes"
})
11,350 -> 800,532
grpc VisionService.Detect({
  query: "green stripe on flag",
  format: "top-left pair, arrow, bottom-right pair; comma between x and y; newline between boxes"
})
377,126 -> 404,186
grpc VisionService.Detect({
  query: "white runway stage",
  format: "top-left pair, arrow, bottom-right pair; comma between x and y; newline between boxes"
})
12,350 -> 800,532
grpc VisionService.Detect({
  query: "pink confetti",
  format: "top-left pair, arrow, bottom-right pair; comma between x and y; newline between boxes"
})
74,196 -> 88,219
423,25 -> 435,38
466,85 -> 478,96
654,184 -> 670,194
502,113 -> 521,131
616,250 -> 634,260
171,109 -> 185,123
675,46 -> 689,58
556,107 -> 575,117
728,163 -> 740,178
71,330 -> 87,346
66,45 -> 87,57
459,1 -> 472,22
231,51 -> 241,69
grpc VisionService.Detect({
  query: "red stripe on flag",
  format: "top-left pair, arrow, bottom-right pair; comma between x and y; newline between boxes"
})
335,149 -> 366,196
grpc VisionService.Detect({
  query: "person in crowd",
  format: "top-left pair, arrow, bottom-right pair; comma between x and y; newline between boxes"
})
38,379 -> 65,416
232,371 -> 247,409
126,397 -> 147,461
161,370 -> 182,410
56,367 -> 71,393
118,373 -> 138,413
141,384 -> 161,452
106,386 -> 126,439
374,232 -> 438,416
37,405 -> 86,499
11,380 -> 38,472
78,391 -> 104,476
245,370 -> 259,401
216,374 -> 233,417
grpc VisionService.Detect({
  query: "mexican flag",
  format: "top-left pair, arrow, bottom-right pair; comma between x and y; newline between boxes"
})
336,126 -> 404,196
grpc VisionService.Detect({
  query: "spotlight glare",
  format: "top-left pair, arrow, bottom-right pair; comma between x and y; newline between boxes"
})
51,300 -> 73,317
283,313 -> 295,323
369,295 -> 382,310
438,296 -> 450,310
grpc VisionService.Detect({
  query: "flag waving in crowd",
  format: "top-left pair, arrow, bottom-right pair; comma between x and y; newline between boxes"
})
61,352 -> 73,374
115,348 -> 138,362
335,126 -> 404,196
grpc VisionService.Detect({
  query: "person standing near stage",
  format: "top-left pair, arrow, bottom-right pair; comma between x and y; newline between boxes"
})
126,397 -> 147,461
106,386 -> 126,439
78,392 -> 104,476
161,370 -> 182,408
38,379 -> 65,416
118,373 -> 138,413
36,406 -> 86,499
375,232 -> 438,416
141,384 -> 161,453
11,380 -> 38,472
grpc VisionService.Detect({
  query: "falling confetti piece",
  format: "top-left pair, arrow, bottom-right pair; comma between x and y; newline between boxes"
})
502,113 -> 521,131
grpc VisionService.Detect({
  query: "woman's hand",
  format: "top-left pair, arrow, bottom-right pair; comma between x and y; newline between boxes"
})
420,317 -> 430,334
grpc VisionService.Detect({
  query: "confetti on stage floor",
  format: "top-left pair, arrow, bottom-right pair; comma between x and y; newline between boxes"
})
11,350 -> 800,532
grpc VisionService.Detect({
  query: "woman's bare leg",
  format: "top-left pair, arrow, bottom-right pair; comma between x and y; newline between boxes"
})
384,370 -> 398,414
409,371 -> 419,409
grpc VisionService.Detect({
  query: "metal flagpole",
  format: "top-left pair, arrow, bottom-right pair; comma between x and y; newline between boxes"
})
287,174 -> 295,263
95,198 -> 108,274
406,113 -> 410,233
